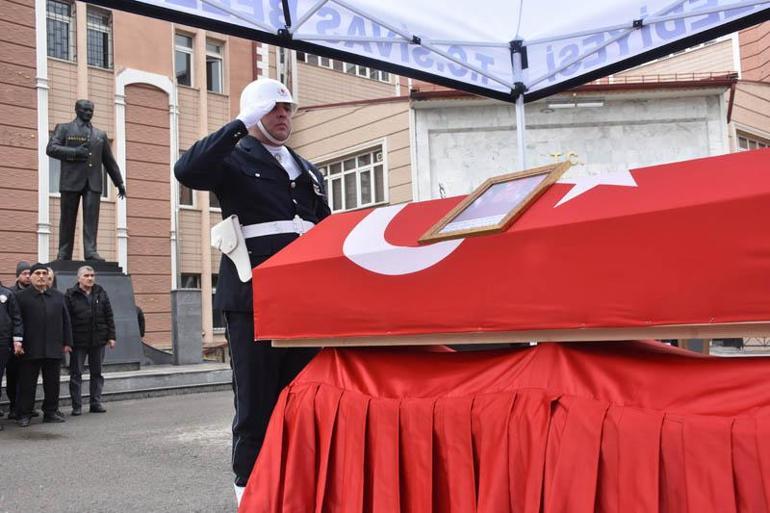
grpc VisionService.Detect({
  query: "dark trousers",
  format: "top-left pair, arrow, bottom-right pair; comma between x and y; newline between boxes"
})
58,188 -> 101,259
0,346 -> 10,409
224,311 -> 318,486
17,358 -> 61,417
69,345 -> 106,408
5,353 -> 19,411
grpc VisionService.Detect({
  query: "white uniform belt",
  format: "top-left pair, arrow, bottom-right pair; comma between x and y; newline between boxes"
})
241,215 -> 315,238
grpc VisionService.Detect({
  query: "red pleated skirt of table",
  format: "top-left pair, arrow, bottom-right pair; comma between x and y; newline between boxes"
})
240,341 -> 770,513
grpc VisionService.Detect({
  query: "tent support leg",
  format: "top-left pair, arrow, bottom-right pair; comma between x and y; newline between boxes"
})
515,94 -> 526,170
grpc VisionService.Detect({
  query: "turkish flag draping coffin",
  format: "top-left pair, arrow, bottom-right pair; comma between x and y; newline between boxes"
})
252,150 -> 770,345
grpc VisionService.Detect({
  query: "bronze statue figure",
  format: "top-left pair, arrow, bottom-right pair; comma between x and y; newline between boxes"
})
46,100 -> 126,261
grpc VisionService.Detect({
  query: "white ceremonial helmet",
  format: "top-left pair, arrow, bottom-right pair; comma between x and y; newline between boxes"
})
239,78 -> 297,114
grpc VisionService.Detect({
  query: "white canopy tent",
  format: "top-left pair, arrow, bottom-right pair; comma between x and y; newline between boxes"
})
93,0 -> 770,166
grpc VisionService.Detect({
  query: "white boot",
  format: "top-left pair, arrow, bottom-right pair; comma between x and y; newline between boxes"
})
234,483 -> 245,507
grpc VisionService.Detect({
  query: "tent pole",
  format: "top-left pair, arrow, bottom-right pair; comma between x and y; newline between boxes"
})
512,41 -> 526,169
515,94 -> 526,170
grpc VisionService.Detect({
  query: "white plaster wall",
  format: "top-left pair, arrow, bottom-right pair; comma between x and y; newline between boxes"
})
413,91 -> 728,200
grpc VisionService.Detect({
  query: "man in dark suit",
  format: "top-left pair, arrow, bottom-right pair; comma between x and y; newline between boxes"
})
14,264 -> 73,427
175,78 -> 330,503
46,99 -> 127,261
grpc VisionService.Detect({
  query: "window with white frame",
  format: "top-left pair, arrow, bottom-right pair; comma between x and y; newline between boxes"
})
47,0 -> 75,61
738,133 -> 769,152
175,33 -> 193,86
318,147 -> 387,212
180,273 -> 201,289
206,40 -> 224,93
179,183 -> 194,206
212,274 -> 225,330
296,52 -> 391,83
86,7 -> 112,69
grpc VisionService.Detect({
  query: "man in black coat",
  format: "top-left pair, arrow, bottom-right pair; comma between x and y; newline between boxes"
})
14,264 -> 73,426
46,99 -> 127,261
175,78 -> 330,501
0,282 -> 23,430
4,260 -> 31,419
65,265 -> 116,415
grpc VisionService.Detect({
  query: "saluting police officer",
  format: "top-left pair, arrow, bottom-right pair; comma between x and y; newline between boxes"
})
174,78 -> 330,503
46,99 -> 127,261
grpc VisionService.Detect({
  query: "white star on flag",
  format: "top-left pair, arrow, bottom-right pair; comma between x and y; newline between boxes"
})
555,168 -> 638,207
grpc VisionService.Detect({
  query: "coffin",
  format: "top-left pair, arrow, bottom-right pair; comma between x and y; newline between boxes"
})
252,149 -> 770,346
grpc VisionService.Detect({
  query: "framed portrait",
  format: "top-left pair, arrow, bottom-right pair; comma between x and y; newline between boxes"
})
419,161 -> 571,243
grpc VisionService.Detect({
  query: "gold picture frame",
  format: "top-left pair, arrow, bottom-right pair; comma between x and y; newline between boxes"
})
419,161 -> 571,243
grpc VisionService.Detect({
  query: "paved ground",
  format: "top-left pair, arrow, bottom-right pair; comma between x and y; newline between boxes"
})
0,391 -> 236,513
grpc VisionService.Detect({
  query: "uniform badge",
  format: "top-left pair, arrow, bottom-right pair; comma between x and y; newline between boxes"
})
306,167 -> 325,197
0,294 -> 7,303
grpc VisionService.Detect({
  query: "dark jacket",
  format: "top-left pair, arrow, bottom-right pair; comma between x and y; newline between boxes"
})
65,284 -> 116,348
0,285 -> 23,348
16,287 -> 72,359
46,117 -> 124,193
174,119 -> 331,312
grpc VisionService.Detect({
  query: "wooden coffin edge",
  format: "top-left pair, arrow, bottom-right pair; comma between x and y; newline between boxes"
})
271,322 -> 770,347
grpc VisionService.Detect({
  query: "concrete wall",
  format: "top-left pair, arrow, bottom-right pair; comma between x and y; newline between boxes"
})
114,10 -> 172,77
616,39 -> 735,78
733,81 -> 770,142
739,21 -> 770,82
124,84 -> 171,347
296,61 -> 395,107
412,89 -> 730,201
0,0 -> 38,286
291,98 -> 413,205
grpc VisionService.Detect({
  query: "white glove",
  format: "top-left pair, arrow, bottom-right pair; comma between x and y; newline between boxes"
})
236,100 -> 275,129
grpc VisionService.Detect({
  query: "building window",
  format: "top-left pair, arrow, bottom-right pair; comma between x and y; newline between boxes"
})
209,191 -> 220,209
318,147 -> 387,212
738,133 -> 769,152
47,0 -> 75,61
296,52 -> 390,83
212,274 -> 225,330
206,40 -> 224,93
175,33 -> 193,87
179,183 -> 194,206
180,273 -> 201,289
86,7 -> 112,69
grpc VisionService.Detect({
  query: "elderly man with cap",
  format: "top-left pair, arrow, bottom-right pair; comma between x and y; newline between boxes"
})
175,78 -> 330,502
3,261 -> 31,419
13,264 -> 72,427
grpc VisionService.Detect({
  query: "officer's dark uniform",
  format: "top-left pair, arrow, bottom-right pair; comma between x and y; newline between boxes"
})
5,281 -> 28,417
174,119 -> 331,486
46,117 -> 125,260
0,284 -> 23,424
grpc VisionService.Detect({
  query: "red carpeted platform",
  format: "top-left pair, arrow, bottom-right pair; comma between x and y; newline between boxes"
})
240,341 -> 770,513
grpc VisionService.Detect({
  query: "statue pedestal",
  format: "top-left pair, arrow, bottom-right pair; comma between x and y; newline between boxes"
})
48,260 -> 144,369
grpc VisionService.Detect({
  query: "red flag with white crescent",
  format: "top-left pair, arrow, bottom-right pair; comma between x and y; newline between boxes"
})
253,150 -> 770,343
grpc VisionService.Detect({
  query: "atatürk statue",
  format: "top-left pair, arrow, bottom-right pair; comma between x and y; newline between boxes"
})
46,100 -> 126,261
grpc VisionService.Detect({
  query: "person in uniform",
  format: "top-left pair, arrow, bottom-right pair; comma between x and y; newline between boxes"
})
4,261 -> 31,419
174,78 -> 330,502
14,264 -> 73,427
46,99 -> 127,261
0,282 -> 23,430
